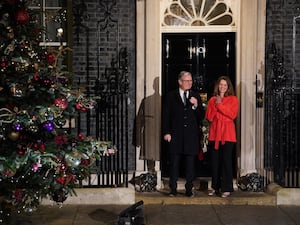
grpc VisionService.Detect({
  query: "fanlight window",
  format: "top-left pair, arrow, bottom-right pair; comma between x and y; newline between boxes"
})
163,0 -> 234,26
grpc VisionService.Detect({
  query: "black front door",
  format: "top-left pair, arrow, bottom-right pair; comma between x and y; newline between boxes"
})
161,32 -> 236,177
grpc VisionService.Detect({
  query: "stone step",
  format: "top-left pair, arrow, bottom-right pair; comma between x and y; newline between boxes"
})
135,190 -> 276,206
134,177 -> 276,206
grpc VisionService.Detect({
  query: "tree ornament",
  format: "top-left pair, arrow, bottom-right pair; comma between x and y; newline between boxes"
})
80,158 -> 90,166
2,167 -> 17,177
60,163 -> 66,172
46,53 -> 55,65
15,9 -> 29,25
77,133 -> 84,140
65,152 -> 81,167
32,164 -> 39,172
10,83 -> 24,97
8,131 -> 20,141
13,189 -> 23,203
13,122 -> 23,131
42,78 -> 52,87
39,143 -> 45,152
52,188 -> 68,203
42,121 -> 54,131
54,98 -> 68,109
33,72 -> 40,81
75,103 -> 87,111
45,110 -> 54,121
17,148 -> 25,155
54,117 -> 66,127
6,26 -> 15,39
54,135 -> 67,145
0,57 -> 7,71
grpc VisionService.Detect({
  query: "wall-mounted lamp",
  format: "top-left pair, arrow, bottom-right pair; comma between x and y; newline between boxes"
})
256,73 -> 264,108
256,92 -> 264,108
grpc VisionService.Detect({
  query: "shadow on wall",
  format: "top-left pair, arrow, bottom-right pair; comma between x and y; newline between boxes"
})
134,77 -> 161,172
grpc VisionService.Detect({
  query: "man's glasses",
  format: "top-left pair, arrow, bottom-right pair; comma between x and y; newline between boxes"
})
181,80 -> 193,83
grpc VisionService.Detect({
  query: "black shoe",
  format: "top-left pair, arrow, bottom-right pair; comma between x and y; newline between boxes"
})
185,191 -> 194,197
169,191 -> 177,197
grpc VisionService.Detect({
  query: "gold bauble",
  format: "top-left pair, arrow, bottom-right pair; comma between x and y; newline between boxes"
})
8,131 -> 20,141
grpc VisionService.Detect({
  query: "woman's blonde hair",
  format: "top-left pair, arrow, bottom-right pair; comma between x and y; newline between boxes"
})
213,76 -> 235,96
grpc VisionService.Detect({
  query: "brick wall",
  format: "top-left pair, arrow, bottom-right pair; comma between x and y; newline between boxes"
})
72,0 -> 136,170
265,0 -> 300,186
266,0 -> 300,87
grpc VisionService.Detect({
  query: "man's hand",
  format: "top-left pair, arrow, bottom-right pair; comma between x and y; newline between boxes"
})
189,96 -> 198,108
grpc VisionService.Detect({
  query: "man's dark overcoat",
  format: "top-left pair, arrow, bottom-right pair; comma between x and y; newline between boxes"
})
162,89 -> 204,155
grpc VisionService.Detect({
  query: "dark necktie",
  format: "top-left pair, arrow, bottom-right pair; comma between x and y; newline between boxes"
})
183,91 -> 187,105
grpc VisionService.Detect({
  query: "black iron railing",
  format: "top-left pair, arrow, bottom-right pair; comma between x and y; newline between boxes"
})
72,0 -> 129,188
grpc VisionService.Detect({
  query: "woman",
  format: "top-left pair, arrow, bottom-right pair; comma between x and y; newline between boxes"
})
205,76 -> 238,198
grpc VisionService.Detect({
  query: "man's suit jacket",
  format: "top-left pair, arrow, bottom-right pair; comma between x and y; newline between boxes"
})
162,89 -> 204,155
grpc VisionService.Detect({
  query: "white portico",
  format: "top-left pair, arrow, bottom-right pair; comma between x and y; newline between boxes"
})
135,0 -> 267,187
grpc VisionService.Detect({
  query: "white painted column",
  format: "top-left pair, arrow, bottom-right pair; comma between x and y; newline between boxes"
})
238,0 -> 261,176
145,0 -> 162,187
135,0 -> 162,188
255,0 -> 266,175
135,0 -> 146,173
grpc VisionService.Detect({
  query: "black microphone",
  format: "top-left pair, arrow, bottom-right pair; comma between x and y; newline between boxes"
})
186,90 -> 193,106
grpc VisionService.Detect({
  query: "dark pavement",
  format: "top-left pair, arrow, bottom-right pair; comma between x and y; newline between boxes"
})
5,186 -> 300,225
9,200 -> 300,225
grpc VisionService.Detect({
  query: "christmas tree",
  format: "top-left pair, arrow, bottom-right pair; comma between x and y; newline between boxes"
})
0,0 -> 116,222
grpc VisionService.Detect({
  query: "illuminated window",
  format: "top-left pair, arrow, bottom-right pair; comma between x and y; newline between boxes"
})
28,0 -> 69,46
163,0 -> 234,27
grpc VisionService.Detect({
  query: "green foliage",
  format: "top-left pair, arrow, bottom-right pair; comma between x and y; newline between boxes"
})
0,0 -> 117,221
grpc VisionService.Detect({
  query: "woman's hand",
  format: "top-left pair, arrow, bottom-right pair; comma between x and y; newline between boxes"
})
164,134 -> 171,142
215,95 -> 222,104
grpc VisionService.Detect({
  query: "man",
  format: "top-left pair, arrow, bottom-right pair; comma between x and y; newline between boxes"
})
162,71 -> 204,197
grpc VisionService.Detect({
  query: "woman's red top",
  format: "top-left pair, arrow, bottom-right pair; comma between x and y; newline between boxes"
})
205,95 -> 238,150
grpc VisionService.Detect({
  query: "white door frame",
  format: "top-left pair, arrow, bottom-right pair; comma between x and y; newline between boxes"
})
135,0 -> 266,188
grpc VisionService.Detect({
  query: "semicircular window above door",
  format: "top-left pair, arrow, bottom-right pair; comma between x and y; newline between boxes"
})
162,0 -> 235,27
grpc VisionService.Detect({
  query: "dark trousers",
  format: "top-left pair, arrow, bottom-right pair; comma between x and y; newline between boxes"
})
210,141 -> 234,192
169,154 -> 196,193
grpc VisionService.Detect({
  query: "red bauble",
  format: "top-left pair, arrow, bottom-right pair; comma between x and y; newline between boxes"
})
15,9 -> 29,25
17,148 -> 25,155
39,143 -> 45,152
77,133 -> 84,140
75,103 -> 87,111
46,53 -> 55,65
0,58 -> 7,68
54,98 -> 68,109
75,103 -> 82,110
33,72 -> 40,81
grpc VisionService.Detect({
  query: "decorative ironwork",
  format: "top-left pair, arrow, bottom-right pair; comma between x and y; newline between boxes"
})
99,0 -> 118,40
285,0 -> 300,9
72,0 -> 129,187
73,0 -> 88,44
